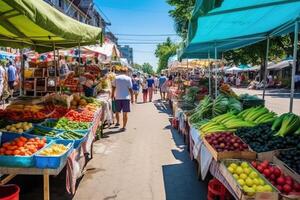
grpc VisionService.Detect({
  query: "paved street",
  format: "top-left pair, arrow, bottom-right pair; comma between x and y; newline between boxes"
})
232,88 -> 300,115
73,94 -> 207,200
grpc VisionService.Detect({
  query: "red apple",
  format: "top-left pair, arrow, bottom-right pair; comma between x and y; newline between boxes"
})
261,163 -> 268,169
293,182 -> 300,192
257,165 -> 264,173
251,161 -> 257,168
269,174 -> 276,181
285,179 -> 294,186
269,166 -> 274,173
277,176 -> 285,185
273,167 -> 282,177
283,184 -> 292,194
262,160 -> 269,166
263,169 -> 271,177
277,185 -> 283,192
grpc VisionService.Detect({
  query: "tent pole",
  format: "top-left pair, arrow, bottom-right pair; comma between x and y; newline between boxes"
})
263,36 -> 270,100
53,42 -> 57,93
208,51 -> 212,97
78,43 -> 81,66
290,21 -> 298,113
20,49 -> 24,96
214,46 -> 218,97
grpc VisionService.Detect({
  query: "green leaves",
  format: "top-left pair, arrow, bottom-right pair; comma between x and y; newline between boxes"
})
155,37 -> 178,73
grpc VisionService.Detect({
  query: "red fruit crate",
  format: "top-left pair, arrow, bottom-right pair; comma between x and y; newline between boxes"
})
208,178 -> 232,200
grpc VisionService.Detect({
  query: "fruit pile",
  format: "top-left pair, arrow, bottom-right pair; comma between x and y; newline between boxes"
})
227,161 -> 274,196
251,160 -> 300,195
39,143 -> 69,156
1,122 -> 33,133
277,148 -> 300,175
236,124 -> 300,152
64,109 -> 94,122
0,137 -> 46,156
205,132 -> 249,152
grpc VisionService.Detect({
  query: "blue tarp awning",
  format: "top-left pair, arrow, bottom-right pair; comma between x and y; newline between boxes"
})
181,0 -> 300,59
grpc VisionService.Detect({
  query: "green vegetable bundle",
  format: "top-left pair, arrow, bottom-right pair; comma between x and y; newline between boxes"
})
183,86 -> 200,103
42,118 -> 90,130
189,96 -> 213,124
272,113 -> 300,137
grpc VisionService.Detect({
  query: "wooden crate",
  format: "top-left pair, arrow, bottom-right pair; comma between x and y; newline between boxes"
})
220,159 -> 279,200
203,137 -> 256,161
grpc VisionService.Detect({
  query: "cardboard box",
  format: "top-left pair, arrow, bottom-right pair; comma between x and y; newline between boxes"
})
220,159 -> 279,200
203,137 -> 256,161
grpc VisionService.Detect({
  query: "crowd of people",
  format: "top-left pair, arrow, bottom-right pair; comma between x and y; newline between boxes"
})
111,69 -> 173,131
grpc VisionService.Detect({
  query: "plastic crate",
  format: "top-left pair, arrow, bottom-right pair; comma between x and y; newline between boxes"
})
58,130 -> 89,149
37,119 -> 91,132
0,135 -> 48,168
35,140 -> 74,169
0,184 -> 20,200
0,133 -> 22,143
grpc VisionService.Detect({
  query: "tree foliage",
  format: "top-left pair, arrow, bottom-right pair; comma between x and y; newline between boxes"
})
167,0 -> 196,38
155,37 -> 178,73
141,63 -> 155,75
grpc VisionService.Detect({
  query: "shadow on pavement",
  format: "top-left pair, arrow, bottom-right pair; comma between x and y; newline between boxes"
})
153,100 -> 172,116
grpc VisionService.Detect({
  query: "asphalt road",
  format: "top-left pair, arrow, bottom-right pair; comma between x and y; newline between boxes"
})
232,88 -> 300,115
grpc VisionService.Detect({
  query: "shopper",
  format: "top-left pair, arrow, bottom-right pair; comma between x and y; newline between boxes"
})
141,77 -> 148,103
111,68 -> 134,131
154,75 -> 159,94
131,74 -> 141,103
0,61 -> 6,98
159,73 -> 167,100
146,75 -> 155,102
7,61 -> 16,98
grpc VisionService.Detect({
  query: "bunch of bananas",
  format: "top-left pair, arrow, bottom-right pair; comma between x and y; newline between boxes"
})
237,106 -> 277,124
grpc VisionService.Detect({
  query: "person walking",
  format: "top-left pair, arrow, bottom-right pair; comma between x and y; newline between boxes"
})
131,74 -> 141,103
158,73 -> 167,100
154,75 -> 159,94
111,68 -> 134,131
7,61 -> 16,98
141,77 -> 148,103
146,75 -> 155,102
0,62 -> 6,99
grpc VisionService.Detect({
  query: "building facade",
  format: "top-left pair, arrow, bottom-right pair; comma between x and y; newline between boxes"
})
119,45 -> 133,65
44,0 -> 106,29
105,32 -> 118,45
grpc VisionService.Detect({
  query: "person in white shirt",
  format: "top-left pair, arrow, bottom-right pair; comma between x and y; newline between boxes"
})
0,63 -> 6,98
111,68 -> 133,131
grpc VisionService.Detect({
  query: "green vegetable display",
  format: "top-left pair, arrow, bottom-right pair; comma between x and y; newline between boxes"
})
42,118 -> 90,130
189,96 -> 213,124
59,130 -> 84,140
183,86 -> 200,103
272,113 -> 300,137
32,127 -> 60,137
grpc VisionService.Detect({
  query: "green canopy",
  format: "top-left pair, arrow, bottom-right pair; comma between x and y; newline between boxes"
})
0,0 -> 102,52
182,0 -> 300,59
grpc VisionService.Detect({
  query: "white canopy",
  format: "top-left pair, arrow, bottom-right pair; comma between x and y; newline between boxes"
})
225,66 -> 243,73
268,60 -> 293,70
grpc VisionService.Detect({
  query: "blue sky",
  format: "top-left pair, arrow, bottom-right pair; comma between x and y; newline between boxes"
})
94,0 -> 180,69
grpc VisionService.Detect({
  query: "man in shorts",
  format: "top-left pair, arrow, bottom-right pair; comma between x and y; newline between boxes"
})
7,61 -> 16,98
111,68 -> 134,131
159,73 -> 167,100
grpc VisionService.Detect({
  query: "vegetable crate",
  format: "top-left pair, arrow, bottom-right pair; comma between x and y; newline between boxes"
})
35,140 -> 74,169
203,137 -> 256,161
220,159 -> 279,200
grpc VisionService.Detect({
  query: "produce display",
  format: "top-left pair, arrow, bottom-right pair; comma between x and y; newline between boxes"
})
205,132 -> 249,152
182,86 -> 200,103
64,109 -> 94,122
1,122 -> 33,133
236,124 -> 300,153
0,137 -> 46,156
70,95 -> 89,109
59,130 -> 85,140
277,148 -> 300,175
226,161 -> 274,196
41,118 -> 90,130
219,84 -> 239,99
251,160 -> 300,195
39,143 -> 69,156
189,96 -> 213,124
31,127 -> 61,138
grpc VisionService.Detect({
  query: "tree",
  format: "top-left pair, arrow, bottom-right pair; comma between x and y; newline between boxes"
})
133,63 -> 142,71
155,37 -> 178,73
167,0 -> 196,39
141,63 -> 155,75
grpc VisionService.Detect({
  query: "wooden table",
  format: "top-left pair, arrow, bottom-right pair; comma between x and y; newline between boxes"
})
0,159 -> 67,200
